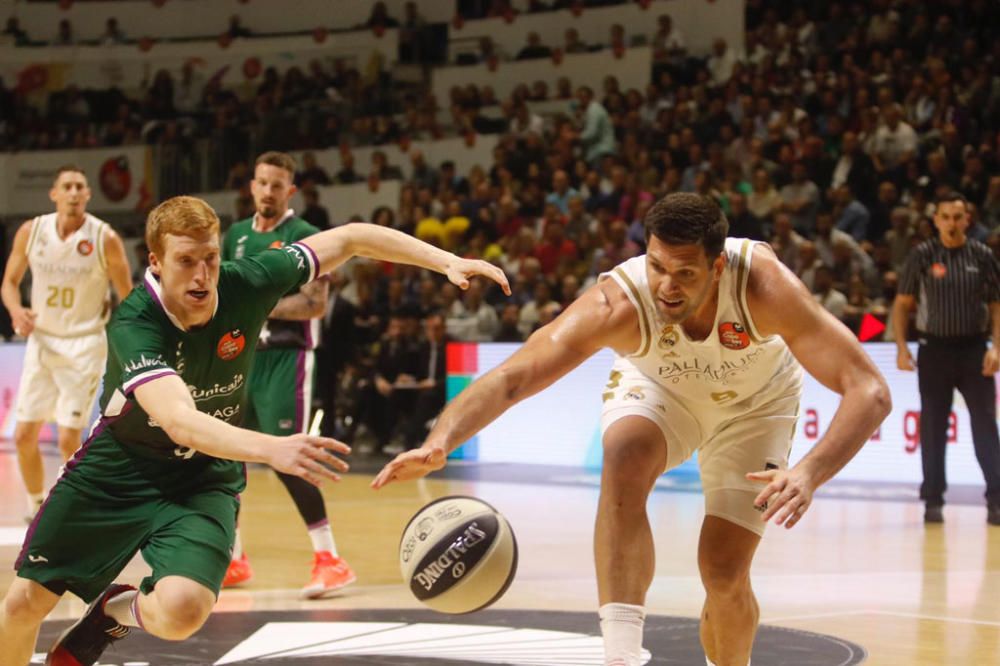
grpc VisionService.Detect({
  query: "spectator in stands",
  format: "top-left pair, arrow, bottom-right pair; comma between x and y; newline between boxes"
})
335,152 -> 362,184
297,151 -> 332,186
365,1 -> 399,29
54,19 -> 73,46
982,176 -> 1000,232
795,240 -> 822,292
833,184 -> 871,243
870,104 -> 918,177
813,264 -> 848,321
534,209 -> 576,275
885,207 -> 916,271
3,17 -> 29,45
564,27 -> 589,54
780,161 -> 821,237
652,14 -> 686,68
494,303 -> 523,342
869,180 -> 900,243
770,212 -> 805,270
516,31 -> 552,61
518,280 -> 554,338
446,280 -> 499,342
509,103 -> 544,137
300,187 -> 331,230
99,17 -> 126,45
575,86 -> 615,166
545,169 -> 578,215
398,1 -> 426,63
747,168 -> 782,224
227,15 -> 252,39
706,38 -> 737,87
369,314 -> 421,453
370,150 -> 403,181
225,160 -> 251,191
727,192 -> 766,241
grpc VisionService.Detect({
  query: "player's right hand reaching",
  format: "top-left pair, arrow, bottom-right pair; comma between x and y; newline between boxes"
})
266,434 -> 351,487
371,446 -> 447,489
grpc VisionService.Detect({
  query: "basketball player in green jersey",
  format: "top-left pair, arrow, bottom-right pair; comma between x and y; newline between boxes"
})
220,152 -> 353,597
0,195 -> 509,666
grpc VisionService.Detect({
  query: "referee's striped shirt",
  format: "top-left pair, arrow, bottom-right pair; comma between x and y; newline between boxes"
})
898,238 -> 1000,338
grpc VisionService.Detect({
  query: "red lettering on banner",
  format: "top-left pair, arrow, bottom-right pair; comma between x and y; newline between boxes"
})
904,410 -> 920,453
804,408 -> 819,439
948,412 -> 957,443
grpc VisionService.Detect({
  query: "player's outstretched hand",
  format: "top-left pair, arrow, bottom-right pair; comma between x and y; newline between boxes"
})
267,434 -> 351,487
371,446 -> 447,489
446,258 -> 511,296
746,467 -> 816,529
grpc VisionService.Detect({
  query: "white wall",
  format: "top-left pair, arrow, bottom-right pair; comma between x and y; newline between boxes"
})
0,0 -> 455,42
0,30 -> 398,94
450,0 -> 744,61
433,46 -> 652,106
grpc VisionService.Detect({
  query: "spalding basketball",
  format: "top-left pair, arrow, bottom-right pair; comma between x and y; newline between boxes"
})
399,495 -> 518,614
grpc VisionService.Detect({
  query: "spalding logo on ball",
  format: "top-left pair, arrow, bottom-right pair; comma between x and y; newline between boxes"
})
399,496 -> 517,614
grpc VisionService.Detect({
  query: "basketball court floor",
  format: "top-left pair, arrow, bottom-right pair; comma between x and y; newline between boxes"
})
1,450 -> 998,665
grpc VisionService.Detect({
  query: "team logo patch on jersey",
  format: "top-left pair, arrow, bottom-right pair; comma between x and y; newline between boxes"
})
657,326 -> 678,349
269,240 -> 284,249
217,329 -> 246,361
76,239 -> 94,256
719,322 -> 750,350
931,262 -> 947,279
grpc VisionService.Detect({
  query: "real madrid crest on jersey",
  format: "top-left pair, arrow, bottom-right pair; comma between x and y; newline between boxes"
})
657,326 -> 679,357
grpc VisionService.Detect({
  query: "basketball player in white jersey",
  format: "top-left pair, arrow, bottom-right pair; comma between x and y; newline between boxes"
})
1,166 -> 133,520
374,193 -> 891,666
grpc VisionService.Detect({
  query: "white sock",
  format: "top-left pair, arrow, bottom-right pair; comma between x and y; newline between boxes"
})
104,589 -> 141,628
232,527 -> 244,560
308,522 -> 338,556
26,492 -> 44,515
599,603 -> 646,666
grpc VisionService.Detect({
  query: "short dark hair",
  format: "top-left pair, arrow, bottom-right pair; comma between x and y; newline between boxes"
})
255,151 -> 297,176
644,193 -> 728,259
53,164 -> 86,185
934,190 -> 967,210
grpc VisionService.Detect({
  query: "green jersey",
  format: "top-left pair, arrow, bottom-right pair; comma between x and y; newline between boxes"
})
78,242 -> 319,496
222,212 -> 321,350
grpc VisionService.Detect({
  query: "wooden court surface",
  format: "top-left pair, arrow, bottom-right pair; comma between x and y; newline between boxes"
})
1,453 -> 998,665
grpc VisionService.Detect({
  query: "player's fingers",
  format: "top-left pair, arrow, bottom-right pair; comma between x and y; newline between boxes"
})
783,503 -> 808,529
298,468 -> 323,488
312,448 -> 349,473
304,459 -> 340,483
773,498 -> 801,526
752,478 -> 783,507
762,486 -> 798,522
746,470 -> 775,483
309,436 -> 351,455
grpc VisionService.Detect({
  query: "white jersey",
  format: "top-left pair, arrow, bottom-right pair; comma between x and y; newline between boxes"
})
25,213 -> 112,337
603,238 -> 803,411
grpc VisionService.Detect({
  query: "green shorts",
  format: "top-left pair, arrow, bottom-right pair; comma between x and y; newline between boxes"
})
16,436 -> 241,603
246,348 -> 314,436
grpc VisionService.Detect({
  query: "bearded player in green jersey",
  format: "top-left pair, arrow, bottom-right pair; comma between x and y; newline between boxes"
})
0,195 -> 510,666
219,152 -> 354,597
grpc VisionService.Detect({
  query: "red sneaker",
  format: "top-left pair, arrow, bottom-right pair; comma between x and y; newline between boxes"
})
301,551 -> 356,599
222,553 -> 253,588
47,583 -> 135,666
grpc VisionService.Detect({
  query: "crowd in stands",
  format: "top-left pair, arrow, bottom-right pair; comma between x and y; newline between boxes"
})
3,0 -> 1000,453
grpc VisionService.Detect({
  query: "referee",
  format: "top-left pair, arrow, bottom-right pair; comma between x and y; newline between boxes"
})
893,191 -> 1000,525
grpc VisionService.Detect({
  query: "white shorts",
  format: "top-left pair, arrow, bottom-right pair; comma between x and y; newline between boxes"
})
15,331 -> 106,430
600,364 -> 800,536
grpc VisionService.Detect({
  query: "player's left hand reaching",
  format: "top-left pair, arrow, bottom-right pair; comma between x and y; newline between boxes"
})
446,258 -> 511,295
371,446 -> 447,489
746,467 -> 816,529
267,434 -> 351,487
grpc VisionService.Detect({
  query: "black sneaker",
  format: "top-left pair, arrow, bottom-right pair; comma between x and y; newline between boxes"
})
924,505 -> 944,524
988,504 -> 1000,526
46,583 -> 135,666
